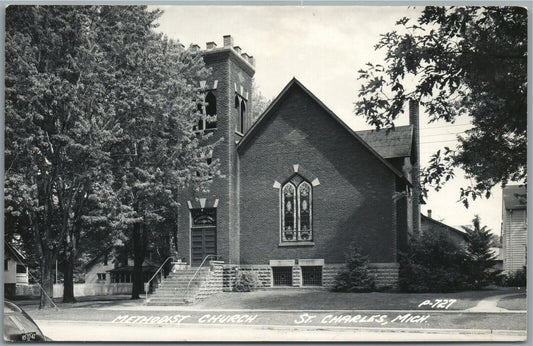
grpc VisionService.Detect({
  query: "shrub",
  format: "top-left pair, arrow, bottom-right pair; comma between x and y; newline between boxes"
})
332,245 -> 375,292
502,268 -> 527,287
462,216 -> 503,288
399,233 -> 470,292
233,270 -> 259,292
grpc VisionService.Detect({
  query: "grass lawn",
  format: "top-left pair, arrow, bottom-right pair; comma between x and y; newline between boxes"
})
15,287 -> 525,323
194,288 -> 520,311
497,292 -> 527,311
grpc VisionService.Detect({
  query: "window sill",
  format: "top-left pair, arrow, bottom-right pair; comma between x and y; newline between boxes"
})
278,242 -> 314,247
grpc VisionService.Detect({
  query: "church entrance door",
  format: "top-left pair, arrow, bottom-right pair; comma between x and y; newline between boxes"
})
191,208 -> 217,266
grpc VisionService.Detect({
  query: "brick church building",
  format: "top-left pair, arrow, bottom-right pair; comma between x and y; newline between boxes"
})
174,35 -> 421,289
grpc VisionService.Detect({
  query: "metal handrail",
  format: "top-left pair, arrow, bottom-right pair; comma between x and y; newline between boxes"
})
144,257 -> 173,302
186,254 -> 219,291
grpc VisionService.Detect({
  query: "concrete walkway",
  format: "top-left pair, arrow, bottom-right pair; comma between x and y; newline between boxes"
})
464,293 -> 524,312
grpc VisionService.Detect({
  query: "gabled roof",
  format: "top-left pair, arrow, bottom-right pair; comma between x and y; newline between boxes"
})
421,214 -> 469,242
503,185 -> 527,210
356,125 -> 413,159
237,78 -> 408,182
4,243 -> 26,262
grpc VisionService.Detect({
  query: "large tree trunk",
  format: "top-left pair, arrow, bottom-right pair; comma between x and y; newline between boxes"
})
62,232 -> 78,303
131,222 -> 147,299
39,248 -> 55,309
62,252 -> 76,303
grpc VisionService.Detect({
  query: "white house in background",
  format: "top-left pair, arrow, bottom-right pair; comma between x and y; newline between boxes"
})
501,185 -> 527,273
4,243 -> 29,297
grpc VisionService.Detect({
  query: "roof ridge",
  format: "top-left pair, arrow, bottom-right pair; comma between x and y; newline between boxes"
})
237,78 -> 409,183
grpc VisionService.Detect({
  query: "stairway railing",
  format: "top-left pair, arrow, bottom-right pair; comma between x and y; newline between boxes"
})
144,257 -> 173,303
186,254 -> 220,293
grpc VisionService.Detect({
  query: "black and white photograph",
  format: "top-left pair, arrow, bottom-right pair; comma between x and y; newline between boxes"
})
3,3 -> 528,342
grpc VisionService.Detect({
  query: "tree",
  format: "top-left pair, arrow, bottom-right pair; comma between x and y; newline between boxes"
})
332,244 -> 376,292
96,8 -> 221,299
355,6 -> 527,207
399,232 -> 469,292
249,78 -> 270,125
5,5 -> 120,307
462,216 -> 501,289
5,5 -> 220,305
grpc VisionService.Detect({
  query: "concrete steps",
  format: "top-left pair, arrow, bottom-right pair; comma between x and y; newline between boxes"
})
145,268 -> 212,306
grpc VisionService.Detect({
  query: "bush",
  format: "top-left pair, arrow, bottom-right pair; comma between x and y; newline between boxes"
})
399,233 -> 470,292
332,245 -> 375,292
233,271 -> 259,292
462,216 -> 503,288
502,268 -> 527,287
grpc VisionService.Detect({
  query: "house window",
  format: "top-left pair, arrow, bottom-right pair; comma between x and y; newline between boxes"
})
281,174 -> 313,242
4,260 -> 8,271
97,273 -> 106,281
16,264 -> 26,274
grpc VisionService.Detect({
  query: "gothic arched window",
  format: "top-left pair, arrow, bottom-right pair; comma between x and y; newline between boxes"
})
195,92 -> 217,132
281,174 -> 313,242
240,100 -> 246,133
205,91 -> 217,130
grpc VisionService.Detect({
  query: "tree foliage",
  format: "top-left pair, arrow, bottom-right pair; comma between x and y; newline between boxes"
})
462,216 -> 502,289
5,5 -> 220,305
399,232 -> 469,292
249,78 -> 270,125
333,245 -> 376,292
5,5 -> 120,307
355,6 -> 527,206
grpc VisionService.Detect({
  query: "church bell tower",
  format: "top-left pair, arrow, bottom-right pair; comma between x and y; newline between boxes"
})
176,35 -> 255,265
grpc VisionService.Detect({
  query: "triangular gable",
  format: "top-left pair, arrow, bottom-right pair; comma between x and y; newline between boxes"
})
4,243 -> 26,262
237,78 -> 408,183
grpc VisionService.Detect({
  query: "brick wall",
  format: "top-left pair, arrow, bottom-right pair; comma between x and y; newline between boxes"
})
238,85 -> 398,264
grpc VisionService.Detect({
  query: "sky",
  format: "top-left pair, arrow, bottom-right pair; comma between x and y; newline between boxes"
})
152,5 -> 506,235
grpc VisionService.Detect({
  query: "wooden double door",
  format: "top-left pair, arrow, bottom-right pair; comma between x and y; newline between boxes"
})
191,208 -> 217,266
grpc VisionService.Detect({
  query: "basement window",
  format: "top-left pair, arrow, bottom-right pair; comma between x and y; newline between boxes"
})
301,266 -> 322,286
272,267 -> 292,286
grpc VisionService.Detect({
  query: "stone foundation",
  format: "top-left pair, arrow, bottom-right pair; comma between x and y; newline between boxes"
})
221,262 -> 399,290
223,265 -> 272,291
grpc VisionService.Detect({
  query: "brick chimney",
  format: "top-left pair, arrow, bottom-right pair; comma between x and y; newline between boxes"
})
191,44 -> 200,52
427,209 -> 432,219
223,35 -> 234,48
206,41 -> 217,50
409,99 -> 421,237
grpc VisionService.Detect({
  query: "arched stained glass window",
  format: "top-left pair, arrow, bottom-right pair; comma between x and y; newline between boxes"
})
282,183 -> 296,241
298,181 -> 312,241
281,174 -> 313,243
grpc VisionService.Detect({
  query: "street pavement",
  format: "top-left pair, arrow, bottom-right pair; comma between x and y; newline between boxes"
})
35,320 -> 526,342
